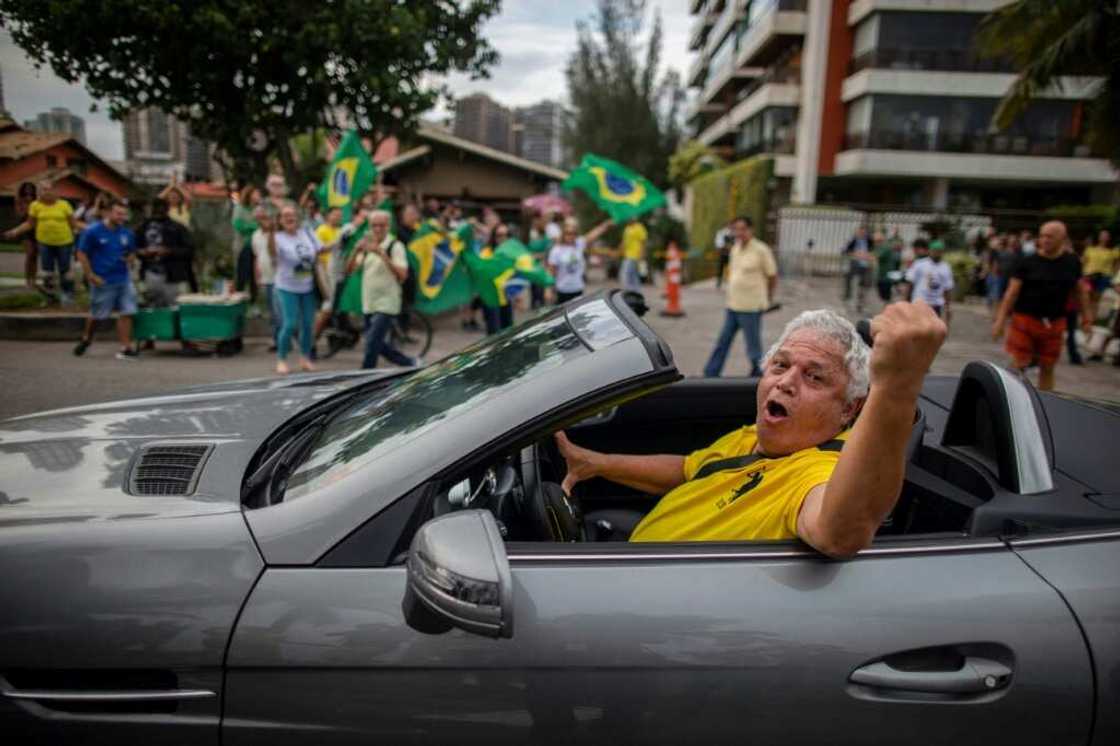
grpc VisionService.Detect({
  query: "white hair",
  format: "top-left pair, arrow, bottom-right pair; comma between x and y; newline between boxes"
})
368,209 -> 392,224
762,309 -> 871,404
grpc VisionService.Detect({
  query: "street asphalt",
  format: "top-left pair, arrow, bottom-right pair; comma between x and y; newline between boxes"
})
1,271 -> 1117,421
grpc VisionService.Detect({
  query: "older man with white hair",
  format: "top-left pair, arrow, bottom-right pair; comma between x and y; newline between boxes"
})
557,301 -> 946,558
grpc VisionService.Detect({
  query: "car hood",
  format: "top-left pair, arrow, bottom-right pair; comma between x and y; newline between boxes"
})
0,369 -> 400,526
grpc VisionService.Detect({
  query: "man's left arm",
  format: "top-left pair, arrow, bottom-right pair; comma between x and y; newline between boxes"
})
796,302 -> 947,558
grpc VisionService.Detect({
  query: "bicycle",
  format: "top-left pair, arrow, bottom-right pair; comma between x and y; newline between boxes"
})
322,307 -> 432,361
390,308 -> 433,358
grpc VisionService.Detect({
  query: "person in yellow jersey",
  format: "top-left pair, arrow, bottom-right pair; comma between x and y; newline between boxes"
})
618,216 -> 648,292
312,206 -> 359,343
1081,229 -> 1118,323
4,179 -> 84,305
556,302 -> 947,558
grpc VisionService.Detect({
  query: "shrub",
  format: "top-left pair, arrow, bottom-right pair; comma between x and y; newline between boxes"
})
688,156 -> 774,281
943,251 -> 979,301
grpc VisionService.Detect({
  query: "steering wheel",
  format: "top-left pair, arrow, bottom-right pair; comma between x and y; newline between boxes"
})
519,442 -> 586,542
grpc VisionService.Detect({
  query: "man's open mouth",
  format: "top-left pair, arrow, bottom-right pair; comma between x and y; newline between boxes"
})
764,400 -> 790,421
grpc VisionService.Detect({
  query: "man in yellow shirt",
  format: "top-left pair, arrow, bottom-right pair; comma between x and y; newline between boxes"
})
704,215 -> 777,377
1082,229 -> 1118,323
618,217 -> 647,292
4,179 -> 83,304
556,302 -> 947,557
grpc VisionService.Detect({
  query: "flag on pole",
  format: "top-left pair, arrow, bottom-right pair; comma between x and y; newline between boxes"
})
317,130 -> 377,221
562,154 -> 666,222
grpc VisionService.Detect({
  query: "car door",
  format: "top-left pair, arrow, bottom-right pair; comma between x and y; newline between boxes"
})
222,534 -> 1092,746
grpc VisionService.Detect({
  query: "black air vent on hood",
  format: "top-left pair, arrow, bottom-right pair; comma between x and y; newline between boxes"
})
129,445 -> 213,496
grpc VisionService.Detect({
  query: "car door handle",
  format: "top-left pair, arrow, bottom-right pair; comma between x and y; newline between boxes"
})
849,657 -> 1012,694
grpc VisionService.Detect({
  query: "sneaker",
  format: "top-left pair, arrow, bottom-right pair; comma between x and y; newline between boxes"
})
412,356 -> 426,367
276,360 -> 290,376
73,338 -> 91,357
115,348 -> 139,361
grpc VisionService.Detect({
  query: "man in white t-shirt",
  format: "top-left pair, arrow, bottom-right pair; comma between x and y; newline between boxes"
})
904,242 -> 954,318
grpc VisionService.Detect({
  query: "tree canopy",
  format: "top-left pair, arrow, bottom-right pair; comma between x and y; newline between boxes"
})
0,0 -> 501,184
977,0 -> 1120,167
564,0 -> 684,192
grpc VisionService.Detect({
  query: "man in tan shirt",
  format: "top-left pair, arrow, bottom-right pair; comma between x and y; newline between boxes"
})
704,215 -> 777,377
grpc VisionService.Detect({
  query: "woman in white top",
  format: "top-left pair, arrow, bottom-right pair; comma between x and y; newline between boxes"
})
547,217 -> 612,303
268,205 -> 328,374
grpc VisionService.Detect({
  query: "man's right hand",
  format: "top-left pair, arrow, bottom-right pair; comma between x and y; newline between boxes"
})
868,300 -> 947,398
555,431 -> 601,495
89,274 -> 105,287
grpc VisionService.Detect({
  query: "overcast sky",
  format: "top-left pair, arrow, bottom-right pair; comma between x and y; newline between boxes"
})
0,1 -> 692,163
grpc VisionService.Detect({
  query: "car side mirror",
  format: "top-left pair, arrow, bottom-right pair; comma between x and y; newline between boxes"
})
402,510 -> 513,639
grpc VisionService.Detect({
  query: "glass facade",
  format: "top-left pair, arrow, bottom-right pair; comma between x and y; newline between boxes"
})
708,28 -> 737,80
844,95 -> 1094,158
737,106 -> 798,156
850,12 -> 1014,74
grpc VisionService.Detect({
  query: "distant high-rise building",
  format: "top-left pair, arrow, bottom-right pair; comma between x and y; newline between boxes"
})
24,107 -> 86,145
515,100 -> 565,168
454,93 -> 515,153
121,108 -> 197,185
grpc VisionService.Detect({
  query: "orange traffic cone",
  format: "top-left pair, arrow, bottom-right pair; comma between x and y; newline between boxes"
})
660,241 -> 686,317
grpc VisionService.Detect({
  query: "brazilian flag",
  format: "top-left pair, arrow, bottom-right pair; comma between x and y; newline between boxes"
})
562,154 -> 666,222
407,220 -> 474,314
317,130 -> 377,221
463,239 -> 554,308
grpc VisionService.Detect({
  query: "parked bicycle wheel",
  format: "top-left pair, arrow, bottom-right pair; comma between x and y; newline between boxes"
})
391,311 -> 432,358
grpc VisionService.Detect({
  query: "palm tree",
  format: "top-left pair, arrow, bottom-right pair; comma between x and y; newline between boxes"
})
976,0 -> 1120,167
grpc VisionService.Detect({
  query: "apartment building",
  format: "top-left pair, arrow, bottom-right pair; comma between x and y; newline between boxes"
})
516,100 -> 566,169
454,93 -> 516,154
687,0 -> 1116,211
24,107 -> 86,145
122,108 -> 219,185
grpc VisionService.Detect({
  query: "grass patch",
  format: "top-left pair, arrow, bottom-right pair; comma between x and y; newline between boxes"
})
0,292 -> 46,311
0,242 -> 26,254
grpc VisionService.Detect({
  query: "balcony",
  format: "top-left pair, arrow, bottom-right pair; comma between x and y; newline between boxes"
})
688,55 -> 708,88
726,75 -> 800,130
688,5 -> 719,51
848,0 -> 1012,27
844,130 -> 1100,159
736,0 -> 807,69
849,48 -> 1016,76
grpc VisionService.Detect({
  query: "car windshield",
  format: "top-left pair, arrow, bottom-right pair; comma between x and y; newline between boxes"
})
282,299 -> 632,501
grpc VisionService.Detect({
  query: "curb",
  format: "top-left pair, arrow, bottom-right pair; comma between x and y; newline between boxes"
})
0,313 -> 274,342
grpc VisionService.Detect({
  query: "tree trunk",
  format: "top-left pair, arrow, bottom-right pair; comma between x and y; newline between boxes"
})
274,134 -> 300,193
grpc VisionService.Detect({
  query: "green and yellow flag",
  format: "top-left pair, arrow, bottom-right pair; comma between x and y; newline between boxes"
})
317,130 -> 377,221
407,220 -> 474,314
463,239 -> 554,309
562,154 -> 666,222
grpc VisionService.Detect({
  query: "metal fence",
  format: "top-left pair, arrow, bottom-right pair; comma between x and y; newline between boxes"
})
775,204 -> 1109,278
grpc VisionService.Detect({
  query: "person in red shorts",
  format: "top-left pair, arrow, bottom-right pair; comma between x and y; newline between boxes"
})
992,220 -> 1091,391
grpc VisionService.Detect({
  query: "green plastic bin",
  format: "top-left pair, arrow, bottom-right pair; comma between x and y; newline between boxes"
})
179,300 -> 247,342
132,307 -> 179,341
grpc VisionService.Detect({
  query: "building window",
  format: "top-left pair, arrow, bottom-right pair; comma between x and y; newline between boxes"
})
737,106 -> 798,156
148,110 -> 172,154
844,95 -> 1090,157
45,154 -> 57,168
849,12 -> 1015,74
67,158 -> 87,175
708,28 -> 737,80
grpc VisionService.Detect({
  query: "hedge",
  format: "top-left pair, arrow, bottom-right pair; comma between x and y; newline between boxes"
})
687,156 -> 774,281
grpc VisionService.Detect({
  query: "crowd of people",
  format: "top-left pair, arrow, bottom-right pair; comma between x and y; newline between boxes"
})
2,170 -> 657,373
827,221 -> 1119,391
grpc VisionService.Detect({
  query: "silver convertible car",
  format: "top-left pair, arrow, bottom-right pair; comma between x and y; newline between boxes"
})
1,290 -> 1117,745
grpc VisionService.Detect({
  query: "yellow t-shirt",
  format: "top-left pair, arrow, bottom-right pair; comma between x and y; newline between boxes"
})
629,426 -> 848,543
29,199 -> 74,246
621,222 -> 648,261
726,238 -> 777,312
315,224 -> 341,268
1082,245 -> 1119,276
